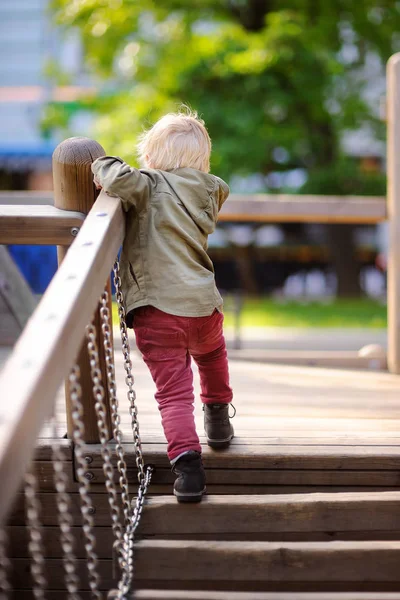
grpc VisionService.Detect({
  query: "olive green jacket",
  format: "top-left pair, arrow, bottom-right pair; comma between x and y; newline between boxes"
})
91,156 -> 229,318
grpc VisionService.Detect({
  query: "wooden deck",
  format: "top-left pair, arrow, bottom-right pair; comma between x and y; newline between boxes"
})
41,328 -> 400,441
33,328 -> 400,494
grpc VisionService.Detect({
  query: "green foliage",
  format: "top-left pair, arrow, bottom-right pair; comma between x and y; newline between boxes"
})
300,159 -> 387,196
50,0 -> 400,183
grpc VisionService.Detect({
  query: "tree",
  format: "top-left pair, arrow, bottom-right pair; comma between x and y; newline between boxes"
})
50,0 -> 397,294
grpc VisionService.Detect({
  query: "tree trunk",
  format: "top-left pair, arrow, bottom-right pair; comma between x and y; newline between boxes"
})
327,224 -> 361,297
233,245 -> 259,295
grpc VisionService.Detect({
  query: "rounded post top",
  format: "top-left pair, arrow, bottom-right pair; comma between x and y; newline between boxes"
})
52,137 -> 105,166
388,52 -> 400,70
52,137 -> 106,212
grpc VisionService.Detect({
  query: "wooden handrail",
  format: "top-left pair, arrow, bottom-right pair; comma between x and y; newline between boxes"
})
0,192 -> 125,524
219,194 -> 386,224
0,205 -> 85,245
0,192 -> 387,224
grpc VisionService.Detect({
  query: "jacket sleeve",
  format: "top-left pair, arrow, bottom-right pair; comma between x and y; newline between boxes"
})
215,177 -> 230,211
91,156 -> 152,212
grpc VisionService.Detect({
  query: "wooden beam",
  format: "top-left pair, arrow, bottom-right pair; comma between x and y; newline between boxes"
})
0,246 -> 37,345
138,492 -> 400,537
226,349 -> 387,371
9,541 -> 400,589
387,53 -> 400,373
219,194 -> 387,224
0,192 -> 125,525
132,539 -> 400,585
0,191 -> 387,224
11,592 -> 400,600
0,191 -> 53,205
130,594 -> 400,600
81,442 -> 400,471
8,491 -> 400,534
0,205 -> 85,245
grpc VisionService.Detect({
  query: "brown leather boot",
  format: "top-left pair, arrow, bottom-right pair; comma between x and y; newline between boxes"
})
172,451 -> 206,502
203,403 -> 235,448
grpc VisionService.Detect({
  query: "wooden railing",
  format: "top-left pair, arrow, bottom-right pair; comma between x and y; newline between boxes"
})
0,190 -> 387,225
0,191 -> 124,524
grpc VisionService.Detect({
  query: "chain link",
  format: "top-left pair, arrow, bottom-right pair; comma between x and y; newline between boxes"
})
51,415 -> 80,599
113,260 -> 145,485
0,528 -> 11,599
86,321 -> 124,573
69,365 -> 102,600
109,258 -> 153,599
24,468 -> 46,599
99,293 -> 131,520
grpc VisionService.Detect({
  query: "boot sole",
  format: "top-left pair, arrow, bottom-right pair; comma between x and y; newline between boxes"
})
174,487 -> 206,503
207,434 -> 234,449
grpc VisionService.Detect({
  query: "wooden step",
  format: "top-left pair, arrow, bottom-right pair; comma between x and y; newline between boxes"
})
8,490 -> 400,559
10,541 -> 400,591
12,593 -> 400,599
130,594 -> 400,600
138,492 -> 400,540
131,539 -> 400,591
8,492 -> 400,543
77,441 -> 400,492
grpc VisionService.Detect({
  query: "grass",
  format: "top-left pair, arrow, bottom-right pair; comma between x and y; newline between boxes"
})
112,298 -> 387,329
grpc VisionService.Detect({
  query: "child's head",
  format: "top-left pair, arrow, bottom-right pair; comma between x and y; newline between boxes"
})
137,107 -> 211,173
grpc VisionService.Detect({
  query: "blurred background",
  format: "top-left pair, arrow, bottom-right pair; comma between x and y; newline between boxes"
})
1,0 -> 397,335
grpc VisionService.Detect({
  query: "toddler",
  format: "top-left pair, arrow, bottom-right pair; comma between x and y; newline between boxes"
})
91,108 -> 234,502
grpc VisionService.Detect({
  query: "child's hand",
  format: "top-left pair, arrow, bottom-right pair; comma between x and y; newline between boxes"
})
94,177 -> 102,190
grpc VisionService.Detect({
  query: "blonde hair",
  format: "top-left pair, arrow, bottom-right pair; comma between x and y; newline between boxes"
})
137,108 -> 211,173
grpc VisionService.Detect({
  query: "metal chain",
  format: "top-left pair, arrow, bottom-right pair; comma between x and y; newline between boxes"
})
100,291 -> 133,575
110,258 -> 153,599
0,528 -> 11,599
69,365 -> 102,600
24,468 -> 46,599
112,260 -> 145,485
51,415 -> 80,599
86,322 -> 124,572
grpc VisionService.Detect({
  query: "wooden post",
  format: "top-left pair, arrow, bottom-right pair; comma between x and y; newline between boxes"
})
52,137 -> 114,442
387,55 -> 400,374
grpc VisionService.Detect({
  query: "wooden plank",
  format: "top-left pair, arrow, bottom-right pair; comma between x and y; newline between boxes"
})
0,192 -> 125,524
8,492 -> 400,533
0,191 -> 387,224
11,592 -> 400,600
225,350 -> 387,371
0,191 -> 53,205
84,466 -> 400,487
82,443 -> 400,471
0,246 -> 37,345
132,434 -> 400,446
387,53 -> 400,373
141,485 -> 400,496
220,194 -> 387,224
9,541 -> 400,589
7,525 -> 400,558
126,540 -> 400,584
138,493 -> 400,537
33,439 -> 72,461
0,205 -> 85,245
127,590 -> 399,600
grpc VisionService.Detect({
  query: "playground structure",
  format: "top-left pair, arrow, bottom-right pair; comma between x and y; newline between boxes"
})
1,54 -> 400,598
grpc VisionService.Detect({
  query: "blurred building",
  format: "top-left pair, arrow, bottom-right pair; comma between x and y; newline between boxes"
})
0,0 -> 94,191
